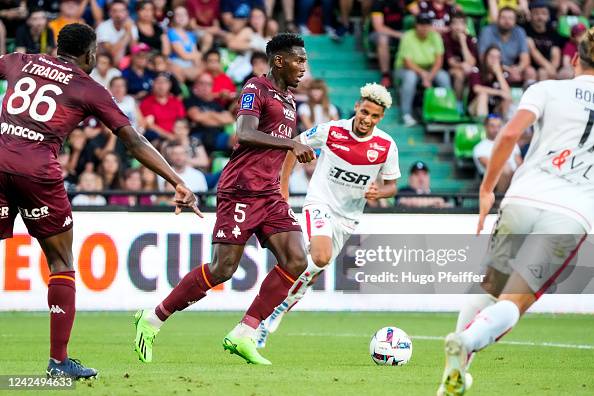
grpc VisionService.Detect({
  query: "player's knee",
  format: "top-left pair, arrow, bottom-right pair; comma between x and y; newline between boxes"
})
311,250 -> 332,268
210,257 -> 239,283
284,249 -> 308,277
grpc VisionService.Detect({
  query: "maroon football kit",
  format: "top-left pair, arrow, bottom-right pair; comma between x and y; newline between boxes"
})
0,53 -> 130,239
213,76 -> 302,245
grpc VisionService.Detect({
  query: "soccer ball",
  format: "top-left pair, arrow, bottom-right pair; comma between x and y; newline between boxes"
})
369,326 -> 412,366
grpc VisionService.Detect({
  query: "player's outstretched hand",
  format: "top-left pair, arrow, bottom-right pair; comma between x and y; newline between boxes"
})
477,189 -> 495,235
173,184 -> 204,217
292,142 -> 316,163
364,182 -> 380,200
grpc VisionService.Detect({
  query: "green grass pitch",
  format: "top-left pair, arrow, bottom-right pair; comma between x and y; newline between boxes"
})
1,311 -> 593,395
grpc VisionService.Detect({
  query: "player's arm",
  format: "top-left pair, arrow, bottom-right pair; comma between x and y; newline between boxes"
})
115,125 -> 202,216
477,109 -> 535,233
236,114 -> 314,163
280,139 -> 299,201
365,179 -> 397,201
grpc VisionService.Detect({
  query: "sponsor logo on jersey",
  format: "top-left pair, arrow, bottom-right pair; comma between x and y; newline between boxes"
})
305,126 -> 318,138
216,229 -> 227,238
273,93 -> 284,102
240,93 -> 255,110
330,143 -> 350,152
330,130 -> 349,140
232,225 -> 242,238
369,142 -> 387,151
19,206 -> 49,219
283,107 -> 296,121
63,216 -> 72,227
244,83 -> 257,89
329,167 -> 371,185
277,123 -> 293,138
49,305 -> 65,314
0,206 -> 9,219
0,122 -> 44,142
367,149 -> 379,162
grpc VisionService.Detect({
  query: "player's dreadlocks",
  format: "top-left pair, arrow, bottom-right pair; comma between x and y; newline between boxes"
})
265,33 -> 304,58
57,23 -> 96,58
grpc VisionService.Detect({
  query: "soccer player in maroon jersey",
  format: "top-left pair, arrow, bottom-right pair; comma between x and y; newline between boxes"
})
134,33 -> 315,365
0,23 -> 201,379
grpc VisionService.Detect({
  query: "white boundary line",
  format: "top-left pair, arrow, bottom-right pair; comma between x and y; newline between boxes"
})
287,333 -> 594,350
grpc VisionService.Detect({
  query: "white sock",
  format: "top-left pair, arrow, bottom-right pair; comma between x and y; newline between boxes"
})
456,294 -> 497,332
460,300 -> 520,352
230,322 -> 257,340
146,310 -> 164,329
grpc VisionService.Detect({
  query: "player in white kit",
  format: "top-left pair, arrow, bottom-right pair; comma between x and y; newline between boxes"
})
255,83 -> 400,347
437,29 -> 594,396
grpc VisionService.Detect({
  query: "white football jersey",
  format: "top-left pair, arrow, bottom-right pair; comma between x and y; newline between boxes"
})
503,75 -> 594,231
299,118 -> 400,221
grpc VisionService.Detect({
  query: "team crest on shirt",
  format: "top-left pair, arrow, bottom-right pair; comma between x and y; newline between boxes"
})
367,149 -> 379,162
314,219 -> 325,228
240,93 -> 255,110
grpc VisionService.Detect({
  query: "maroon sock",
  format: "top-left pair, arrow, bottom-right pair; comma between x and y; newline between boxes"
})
242,265 -> 295,329
48,271 -> 76,362
155,264 -> 214,321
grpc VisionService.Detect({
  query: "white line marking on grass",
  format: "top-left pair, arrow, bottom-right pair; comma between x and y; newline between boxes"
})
287,333 -> 594,350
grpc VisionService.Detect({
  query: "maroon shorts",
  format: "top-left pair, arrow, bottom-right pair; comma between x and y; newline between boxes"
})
212,192 -> 302,245
0,171 -> 73,240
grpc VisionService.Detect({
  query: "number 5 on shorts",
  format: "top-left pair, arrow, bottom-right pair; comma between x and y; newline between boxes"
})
234,203 -> 247,223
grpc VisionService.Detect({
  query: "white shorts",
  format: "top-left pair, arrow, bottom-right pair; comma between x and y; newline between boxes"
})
483,204 -> 587,297
303,203 -> 358,263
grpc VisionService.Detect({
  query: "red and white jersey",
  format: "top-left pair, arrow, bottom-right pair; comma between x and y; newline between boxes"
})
299,118 -> 400,221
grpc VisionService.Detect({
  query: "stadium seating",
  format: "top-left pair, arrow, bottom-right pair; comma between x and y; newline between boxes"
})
557,15 -> 590,38
456,0 -> 487,17
422,88 -> 465,124
454,123 -> 485,169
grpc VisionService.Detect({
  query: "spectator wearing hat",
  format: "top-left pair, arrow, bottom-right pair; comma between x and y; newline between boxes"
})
140,73 -> 186,142
395,13 -> 451,127
184,72 -> 234,153
473,114 -> 522,192
96,0 -> 138,65
122,42 -> 155,100
524,1 -> 562,81
15,8 -> 55,54
398,161 -> 451,208
369,0 -> 408,88
442,11 -> 478,109
559,23 -> 587,79
478,7 -> 533,85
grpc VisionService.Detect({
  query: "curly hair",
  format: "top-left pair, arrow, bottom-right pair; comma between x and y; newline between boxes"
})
57,23 -> 96,58
265,33 -> 304,58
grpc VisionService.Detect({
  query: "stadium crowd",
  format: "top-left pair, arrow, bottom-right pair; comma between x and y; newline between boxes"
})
0,0 -> 587,207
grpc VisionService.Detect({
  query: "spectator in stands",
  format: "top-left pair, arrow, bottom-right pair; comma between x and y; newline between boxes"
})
159,143 -> 208,192
221,0 -> 266,32
369,0 -> 406,88
98,151 -> 123,190
140,165 -> 158,191
467,45 -> 511,118
81,0 -> 104,27
298,79 -> 339,130
397,161 -> 450,208
443,12 -> 477,109
171,118 -> 211,170
265,0 -> 295,32
241,51 -> 269,86
186,0 -> 221,53
149,53 -> 182,96
96,0 -> 138,66
553,0 -> 593,18
30,0 -> 60,20
109,168 -> 154,206
153,0 -> 171,28
136,0 -> 170,56
204,49 -> 237,108
109,76 -> 146,133
122,42 -> 155,100
487,0 -> 529,22
72,172 -> 107,206
524,1 -> 562,81
168,5 -> 203,83
15,9 -> 55,54
90,52 -> 121,88
410,0 -> 458,34
225,6 -> 275,83
184,72 -> 234,152
478,7 -> 532,85
296,0 -> 334,37
140,73 -> 186,142
473,114 -> 522,192
395,13 -> 451,127
559,23 -> 587,79
47,0 -> 85,42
